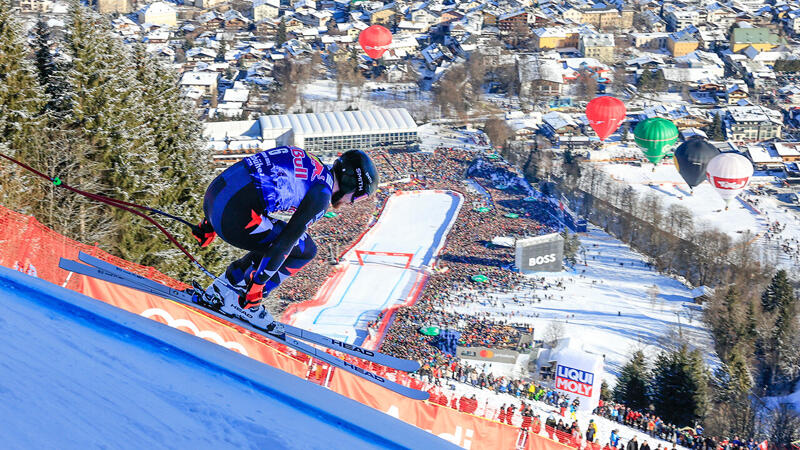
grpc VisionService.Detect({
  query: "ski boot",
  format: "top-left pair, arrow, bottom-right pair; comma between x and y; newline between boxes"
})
205,275 -> 285,337
242,305 -> 285,337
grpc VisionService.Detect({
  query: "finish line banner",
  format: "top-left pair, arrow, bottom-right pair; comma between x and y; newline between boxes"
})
555,365 -> 594,397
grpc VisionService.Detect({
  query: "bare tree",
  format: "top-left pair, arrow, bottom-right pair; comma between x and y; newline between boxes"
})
433,65 -> 469,116
647,284 -> 660,309
466,51 -> 486,99
543,320 -> 565,347
483,117 -> 512,148
576,68 -> 597,101
767,403 -> 800,446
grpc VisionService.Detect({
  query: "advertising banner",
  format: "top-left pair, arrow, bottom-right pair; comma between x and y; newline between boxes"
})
515,233 -> 564,273
555,365 -> 594,397
331,369 -> 525,450
548,346 -> 604,413
79,276 -> 310,378
457,346 -> 519,364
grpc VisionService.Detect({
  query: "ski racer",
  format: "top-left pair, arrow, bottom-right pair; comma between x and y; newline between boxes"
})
191,146 -> 379,334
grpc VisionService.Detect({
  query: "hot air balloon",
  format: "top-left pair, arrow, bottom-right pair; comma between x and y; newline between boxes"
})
705,152 -> 753,210
358,25 -> 392,59
633,118 -> 679,166
673,137 -> 720,191
586,96 -> 626,141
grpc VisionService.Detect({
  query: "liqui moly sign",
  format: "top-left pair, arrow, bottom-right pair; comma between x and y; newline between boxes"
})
555,365 -> 594,397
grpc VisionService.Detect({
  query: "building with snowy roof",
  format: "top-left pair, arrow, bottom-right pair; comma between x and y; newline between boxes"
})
725,106 -> 782,143
137,2 -> 176,27
203,108 -> 419,164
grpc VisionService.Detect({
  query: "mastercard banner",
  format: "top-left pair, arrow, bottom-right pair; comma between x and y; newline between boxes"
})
456,346 -> 519,364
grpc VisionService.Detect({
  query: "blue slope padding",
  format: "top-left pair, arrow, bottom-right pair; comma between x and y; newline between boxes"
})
0,267 -> 457,450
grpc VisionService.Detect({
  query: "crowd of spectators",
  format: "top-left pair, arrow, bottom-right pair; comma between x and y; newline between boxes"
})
741,189 -> 800,265
378,148 -> 562,371
423,368 -> 693,450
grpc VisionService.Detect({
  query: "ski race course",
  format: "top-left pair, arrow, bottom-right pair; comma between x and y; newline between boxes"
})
0,266 -> 454,449
286,190 -> 463,345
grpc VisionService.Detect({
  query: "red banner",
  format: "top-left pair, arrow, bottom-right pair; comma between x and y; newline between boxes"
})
329,369 -> 569,450
79,275 -> 309,378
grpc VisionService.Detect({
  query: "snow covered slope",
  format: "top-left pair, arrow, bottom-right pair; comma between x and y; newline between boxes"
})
0,267 -> 455,449
444,225 -> 719,378
289,190 -> 462,343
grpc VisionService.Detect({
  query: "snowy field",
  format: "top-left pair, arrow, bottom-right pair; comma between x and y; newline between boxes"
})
287,191 -> 463,343
600,162 -> 763,236
597,162 -> 800,270
443,224 -> 718,379
0,267 -> 446,449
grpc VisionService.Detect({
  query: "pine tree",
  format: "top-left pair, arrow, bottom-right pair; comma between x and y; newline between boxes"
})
653,69 -> 666,92
32,19 -> 73,118
766,286 -> 799,390
130,44 -> 233,278
707,112 -> 725,140
57,3 -> 159,247
710,286 -> 746,361
637,69 -> 652,91
761,270 -> 793,313
710,348 -> 755,437
613,350 -> 650,410
277,17 -> 287,45
600,380 -> 611,401
650,345 -> 709,426
0,0 -> 47,211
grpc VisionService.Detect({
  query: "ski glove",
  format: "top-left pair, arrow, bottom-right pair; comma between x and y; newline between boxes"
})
192,218 -> 216,247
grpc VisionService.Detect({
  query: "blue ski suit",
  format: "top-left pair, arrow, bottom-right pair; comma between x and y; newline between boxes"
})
203,146 -> 334,307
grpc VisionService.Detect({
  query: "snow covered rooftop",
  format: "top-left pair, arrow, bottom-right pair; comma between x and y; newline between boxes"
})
746,145 -> 783,164
258,108 -> 418,139
178,71 -> 218,86
774,142 -> 800,157
727,105 -> 782,124
222,88 -> 249,103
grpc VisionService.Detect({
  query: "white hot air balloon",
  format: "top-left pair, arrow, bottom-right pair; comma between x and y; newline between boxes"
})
705,152 -> 754,210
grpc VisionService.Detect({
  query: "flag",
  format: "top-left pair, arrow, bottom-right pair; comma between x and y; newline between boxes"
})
758,440 -> 768,450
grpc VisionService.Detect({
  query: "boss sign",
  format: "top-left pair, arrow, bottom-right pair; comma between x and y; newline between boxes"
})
555,365 -> 594,397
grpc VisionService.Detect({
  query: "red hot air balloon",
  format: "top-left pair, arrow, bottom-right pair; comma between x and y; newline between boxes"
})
586,96 -> 626,141
358,25 -> 392,59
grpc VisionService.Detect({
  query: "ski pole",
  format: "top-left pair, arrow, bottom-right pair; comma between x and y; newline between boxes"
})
0,152 -> 212,275
0,152 -> 196,228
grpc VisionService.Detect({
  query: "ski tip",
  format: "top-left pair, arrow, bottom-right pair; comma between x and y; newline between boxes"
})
417,391 -> 431,401
402,361 -> 421,373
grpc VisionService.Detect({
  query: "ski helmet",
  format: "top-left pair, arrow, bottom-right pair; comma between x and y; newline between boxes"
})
332,149 -> 379,204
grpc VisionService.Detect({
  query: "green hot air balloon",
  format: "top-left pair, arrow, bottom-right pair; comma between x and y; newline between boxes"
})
634,118 -> 679,165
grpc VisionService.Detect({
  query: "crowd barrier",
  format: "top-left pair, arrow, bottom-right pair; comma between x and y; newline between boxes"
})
0,204 -> 576,449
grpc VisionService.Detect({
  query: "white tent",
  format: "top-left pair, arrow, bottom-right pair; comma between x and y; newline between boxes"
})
537,337 -> 604,413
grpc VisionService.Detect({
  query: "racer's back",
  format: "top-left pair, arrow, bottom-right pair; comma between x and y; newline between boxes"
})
243,146 -> 334,221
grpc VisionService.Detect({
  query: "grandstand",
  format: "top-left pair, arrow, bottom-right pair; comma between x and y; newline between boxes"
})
203,108 -> 420,165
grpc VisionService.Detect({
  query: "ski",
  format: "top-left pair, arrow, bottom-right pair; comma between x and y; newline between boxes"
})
58,259 -> 428,399
72,252 -> 419,373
